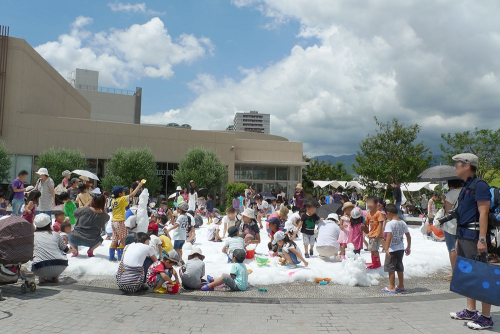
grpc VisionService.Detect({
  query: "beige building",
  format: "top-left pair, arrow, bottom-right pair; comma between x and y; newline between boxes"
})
0,34 -> 306,196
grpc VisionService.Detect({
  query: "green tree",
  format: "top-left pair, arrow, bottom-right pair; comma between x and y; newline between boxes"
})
36,148 -> 88,185
173,147 -> 227,192
302,157 -> 353,191
225,183 -> 248,208
440,128 -> 500,183
354,117 -> 433,185
0,141 -> 12,183
101,147 -> 162,195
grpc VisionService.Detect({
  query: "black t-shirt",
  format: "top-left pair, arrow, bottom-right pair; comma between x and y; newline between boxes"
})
393,186 -> 402,202
300,213 -> 320,235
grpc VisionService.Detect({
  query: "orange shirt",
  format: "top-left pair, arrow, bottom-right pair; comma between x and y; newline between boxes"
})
366,211 -> 385,238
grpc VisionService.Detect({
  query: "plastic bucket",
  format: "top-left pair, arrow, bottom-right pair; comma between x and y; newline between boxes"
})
166,283 -> 180,294
246,249 -> 255,259
255,256 -> 269,266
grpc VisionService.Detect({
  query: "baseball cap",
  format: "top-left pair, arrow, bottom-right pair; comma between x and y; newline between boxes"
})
351,207 -> 362,219
326,213 -> 339,222
267,217 -> 280,226
232,249 -> 246,263
163,250 -> 180,264
213,208 -> 221,216
178,202 -> 189,212
112,186 -> 128,197
34,213 -> 51,228
272,231 -> 285,245
147,222 -> 159,232
452,153 -> 479,167
228,226 -> 239,237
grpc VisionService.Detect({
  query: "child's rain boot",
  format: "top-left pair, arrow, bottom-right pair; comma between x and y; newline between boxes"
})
366,255 -> 374,269
116,246 -> 125,261
370,256 -> 381,269
109,247 -> 117,261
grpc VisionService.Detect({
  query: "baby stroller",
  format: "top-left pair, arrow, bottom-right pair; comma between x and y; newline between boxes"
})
0,216 -> 36,299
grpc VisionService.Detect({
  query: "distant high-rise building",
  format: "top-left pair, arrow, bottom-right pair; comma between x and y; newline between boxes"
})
233,111 -> 270,134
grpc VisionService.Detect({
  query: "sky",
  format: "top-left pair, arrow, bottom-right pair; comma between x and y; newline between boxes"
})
2,0 -> 500,157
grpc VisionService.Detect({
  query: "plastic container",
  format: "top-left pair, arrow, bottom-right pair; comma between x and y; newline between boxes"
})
268,251 -> 275,258
255,256 -> 269,266
319,281 -> 328,285
315,277 -> 331,283
246,249 -> 255,259
258,288 -> 267,292
166,283 -> 180,294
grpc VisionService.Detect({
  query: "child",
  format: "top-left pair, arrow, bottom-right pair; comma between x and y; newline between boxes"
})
146,250 -> 180,294
147,222 -> 163,258
298,202 -> 323,258
232,193 -> 240,212
166,202 -> 189,262
210,209 -> 223,242
339,202 -> 355,260
109,183 -> 143,261
273,231 -> 308,268
381,204 -> 411,294
59,192 -> 77,226
0,194 -> 6,216
206,195 -> 214,223
237,193 -> 245,213
59,222 -> 72,245
52,212 -> 66,232
347,207 -> 365,255
288,207 -> 306,240
267,217 -> 283,251
68,178 -> 80,201
222,226 -> 246,262
244,192 -> 252,210
222,207 -> 239,238
22,190 -> 41,224
181,247 -> 208,290
365,196 -> 385,269
75,184 -> 91,208
201,249 -> 248,291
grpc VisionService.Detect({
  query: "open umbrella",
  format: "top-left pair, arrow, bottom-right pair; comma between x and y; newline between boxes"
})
71,170 -> 99,181
197,188 -> 208,197
301,197 -> 320,208
168,193 -> 177,199
316,203 -> 343,219
260,192 -> 276,200
418,165 -> 459,181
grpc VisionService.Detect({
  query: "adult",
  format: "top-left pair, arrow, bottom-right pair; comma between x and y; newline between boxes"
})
32,214 -> 74,283
276,189 -> 284,203
449,153 -> 493,330
350,190 -> 359,202
116,232 -> 157,292
391,181 -> 404,221
441,178 -> 462,281
293,183 -> 305,208
11,170 -> 28,216
188,180 -> 196,193
34,168 -> 55,217
68,178 -> 80,201
245,184 -> 256,198
61,170 -> 71,188
188,187 -> 198,212
67,195 -> 110,257
316,213 -> 342,258
237,208 -> 261,245
333,189 -> 342,204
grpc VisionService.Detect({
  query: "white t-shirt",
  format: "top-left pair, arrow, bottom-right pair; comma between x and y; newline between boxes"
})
171,214 -> 188,241
384,219 -> 409,252
124,215 -> 137,229
122,243 -> 156,267
442,189 -> 460,235
222,215 -> 238,228
258,201 -> 270,214
282,242 -> 296,254
149,235 -> 162,255
285,212 -> 300,229
188,193 -> 197,211
316,221 -> 341,248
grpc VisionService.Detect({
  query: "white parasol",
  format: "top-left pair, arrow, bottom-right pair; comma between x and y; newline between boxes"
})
71,170 -> 99,181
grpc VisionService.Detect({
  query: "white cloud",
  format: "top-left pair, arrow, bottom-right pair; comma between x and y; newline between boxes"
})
107,2 -> 165,16
143,0 -> 500,156
35,17 -> 213,87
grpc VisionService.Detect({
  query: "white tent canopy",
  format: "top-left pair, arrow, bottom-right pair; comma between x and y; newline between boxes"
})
312,180 -> 438,192
401,182 -> 438,192
312,180 -> 366,190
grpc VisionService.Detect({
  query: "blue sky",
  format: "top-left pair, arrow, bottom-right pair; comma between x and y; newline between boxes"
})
2,1 -> 500,157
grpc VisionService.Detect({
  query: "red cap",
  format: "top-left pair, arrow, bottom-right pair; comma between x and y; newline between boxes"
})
148,223 -> 159,232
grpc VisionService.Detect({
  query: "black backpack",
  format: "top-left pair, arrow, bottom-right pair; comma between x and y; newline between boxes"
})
7,183 -> 14,202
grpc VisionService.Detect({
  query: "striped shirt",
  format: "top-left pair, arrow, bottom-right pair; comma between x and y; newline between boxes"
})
32,231 -> 69,269
224,236 -> 245,254
36,178 -> 55,211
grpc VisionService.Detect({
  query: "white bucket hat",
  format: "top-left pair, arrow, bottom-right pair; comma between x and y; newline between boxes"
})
326,213 -> 340,222
34,213 -> 51,228
92,187 -> 102,194
36,168 -> 49,176
241,208 -> 255,220
176,186 -> 182,191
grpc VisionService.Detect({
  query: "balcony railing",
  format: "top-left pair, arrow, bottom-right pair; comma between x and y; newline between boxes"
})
75,84 -> 136,96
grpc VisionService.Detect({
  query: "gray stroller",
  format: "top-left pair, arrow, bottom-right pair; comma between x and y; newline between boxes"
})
0,216 -> 36,299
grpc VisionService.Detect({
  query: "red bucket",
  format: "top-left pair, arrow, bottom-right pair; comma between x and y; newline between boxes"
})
245,249 -> 255,259
166,283 -> 180,294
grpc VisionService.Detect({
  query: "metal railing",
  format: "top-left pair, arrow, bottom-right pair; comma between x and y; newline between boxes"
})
75,84 -> 136,96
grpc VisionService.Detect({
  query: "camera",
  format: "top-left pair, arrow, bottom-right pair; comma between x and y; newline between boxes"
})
436,209 -> 459,224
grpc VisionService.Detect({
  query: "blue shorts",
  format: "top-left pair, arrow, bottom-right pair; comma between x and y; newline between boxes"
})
443,231 -> 457,252
173,240 -> 185,250
279,250 -> 300,264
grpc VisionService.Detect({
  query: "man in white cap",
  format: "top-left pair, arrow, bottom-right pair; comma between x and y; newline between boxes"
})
449,153 -> 494,330
316,213 -> 342,259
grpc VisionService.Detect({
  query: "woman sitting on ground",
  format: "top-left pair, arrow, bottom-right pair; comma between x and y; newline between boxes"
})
67,194 -> 110,257
32,214 -> 75,283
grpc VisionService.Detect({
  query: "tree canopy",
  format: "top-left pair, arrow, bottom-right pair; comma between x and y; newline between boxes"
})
36,148 -> 88,185
0,141 -> 12,183
354,117 -> 433,185
173,147 -> 227,191
302,157 -> 352,191
101,147 -> 162,195
440,128 -> 500,183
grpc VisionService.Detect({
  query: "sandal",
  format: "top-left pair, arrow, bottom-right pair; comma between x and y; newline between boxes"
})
396,287 -> 407,293
381,287 -> 397,294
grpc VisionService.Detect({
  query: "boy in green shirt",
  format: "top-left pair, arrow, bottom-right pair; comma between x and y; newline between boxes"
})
59,192 -> 77,225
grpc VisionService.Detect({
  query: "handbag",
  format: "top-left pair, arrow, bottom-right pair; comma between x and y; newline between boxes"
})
450,256 -> 500,306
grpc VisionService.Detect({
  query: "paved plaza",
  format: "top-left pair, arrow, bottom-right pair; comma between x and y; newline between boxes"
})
1,280 -> 499,334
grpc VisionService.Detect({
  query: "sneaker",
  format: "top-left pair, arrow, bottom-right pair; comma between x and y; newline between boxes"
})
450,309 -> 478,320
305,254 -> 310,258
201,285 -> 214,291
310,250 -> 314,256
207,275 -> 215,283
467,315 -> 494,330
153,287 -> 167,294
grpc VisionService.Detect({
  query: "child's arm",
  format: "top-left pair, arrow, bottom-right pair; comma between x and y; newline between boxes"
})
222,221 -> 227,239
167,223 -> 179,233
63,235 -> 68,244
25,201 -> 34,214
384,232 -> 392,257
158,245 -> 163,258
230,274 -> 236,280
222,245 -> 228,254
376,219 -> 385,240
405,232 -> 412,256
172,268 -> 179,283
160,272 -> 173,283
129,182 -> 143,200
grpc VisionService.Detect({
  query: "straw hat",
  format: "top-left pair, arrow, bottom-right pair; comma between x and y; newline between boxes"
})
342,202 -> 355,211
296,183 -> 303,189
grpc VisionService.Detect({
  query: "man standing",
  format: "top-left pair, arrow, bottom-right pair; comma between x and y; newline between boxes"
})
449,153 -> 493,330
188,180 -> 195,193
391,181 -> 404,221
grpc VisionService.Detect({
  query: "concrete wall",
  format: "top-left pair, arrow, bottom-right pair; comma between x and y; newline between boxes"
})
77,89 -> 137,124
75,68 -> 98,89
3,37 -> 90,123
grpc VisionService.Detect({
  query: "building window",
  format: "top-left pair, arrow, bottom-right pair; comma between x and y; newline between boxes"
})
276,167 -> 288,180
6,155 -> 34,184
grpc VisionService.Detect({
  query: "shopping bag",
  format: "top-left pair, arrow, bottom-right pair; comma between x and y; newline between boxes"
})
450,256 -> 500,306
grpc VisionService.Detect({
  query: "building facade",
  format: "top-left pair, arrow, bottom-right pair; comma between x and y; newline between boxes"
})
233,111 -> 270,134
0,35 -> 306,196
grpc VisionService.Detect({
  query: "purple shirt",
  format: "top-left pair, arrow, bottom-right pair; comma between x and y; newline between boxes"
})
11,179 -> 25,199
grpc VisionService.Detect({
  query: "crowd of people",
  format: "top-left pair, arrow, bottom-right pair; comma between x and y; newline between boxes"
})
0,152 -> 496,330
